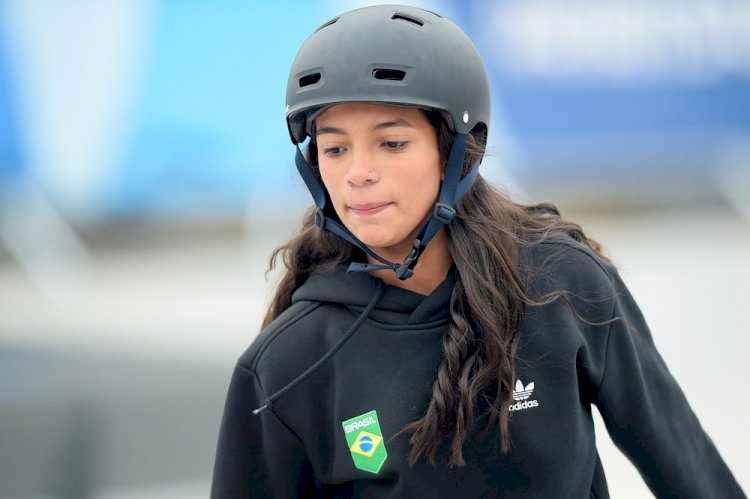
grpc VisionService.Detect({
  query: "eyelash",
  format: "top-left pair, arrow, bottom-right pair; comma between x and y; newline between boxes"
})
321,141 -> 409,157
322,146 -> 344,157
383,141 -> 408,151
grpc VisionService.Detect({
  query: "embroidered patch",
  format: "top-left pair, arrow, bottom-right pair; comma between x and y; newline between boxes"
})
341,410 -> 387,474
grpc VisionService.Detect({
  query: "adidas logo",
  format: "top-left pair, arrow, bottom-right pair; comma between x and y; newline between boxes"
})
509,379 -> 539,412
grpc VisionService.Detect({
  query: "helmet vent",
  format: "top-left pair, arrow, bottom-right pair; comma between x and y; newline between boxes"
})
299,73 -> 322,87
372,68 -> 406,81
315,17 -> 339,32
391,13 -> 424,27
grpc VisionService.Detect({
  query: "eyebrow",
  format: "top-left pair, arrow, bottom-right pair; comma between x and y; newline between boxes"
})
315,118 -> 415,136
373,118 -> 414,130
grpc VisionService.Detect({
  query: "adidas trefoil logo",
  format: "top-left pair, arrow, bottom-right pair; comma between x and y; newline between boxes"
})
509,379 -> 539,412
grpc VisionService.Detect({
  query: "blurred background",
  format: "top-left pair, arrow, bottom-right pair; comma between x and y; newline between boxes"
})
1,0 -> 748,497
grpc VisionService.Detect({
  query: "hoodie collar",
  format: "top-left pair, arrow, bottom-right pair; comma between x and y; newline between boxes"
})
292,264 -> 455,325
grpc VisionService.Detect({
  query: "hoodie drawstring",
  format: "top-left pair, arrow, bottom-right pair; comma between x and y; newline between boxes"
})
253,282 -> 385,415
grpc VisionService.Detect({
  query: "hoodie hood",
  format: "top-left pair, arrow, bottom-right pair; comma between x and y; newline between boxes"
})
251,264 -> 456,415
292,264 -> 456,325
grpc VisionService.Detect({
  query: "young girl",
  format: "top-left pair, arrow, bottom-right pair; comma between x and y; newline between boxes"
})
211,5 -> 745,498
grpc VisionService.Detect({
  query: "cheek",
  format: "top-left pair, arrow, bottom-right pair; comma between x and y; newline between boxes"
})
417,160 -> 442,198
398,165 -> 441,217
318,166 -> 341,199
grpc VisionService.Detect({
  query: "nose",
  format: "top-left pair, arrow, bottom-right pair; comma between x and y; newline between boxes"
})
345,150 -> 379,187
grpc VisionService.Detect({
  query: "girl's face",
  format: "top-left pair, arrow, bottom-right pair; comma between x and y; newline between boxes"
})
315,103 -> 443,257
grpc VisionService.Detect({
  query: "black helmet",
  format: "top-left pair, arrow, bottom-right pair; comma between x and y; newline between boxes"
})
286,5 -> 490,280
285,4 -> 490,145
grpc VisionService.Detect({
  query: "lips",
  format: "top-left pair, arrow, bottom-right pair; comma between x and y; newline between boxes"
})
348,202 -> 391,216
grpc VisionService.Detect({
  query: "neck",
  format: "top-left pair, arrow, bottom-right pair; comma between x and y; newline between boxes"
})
368,229 -> 452,296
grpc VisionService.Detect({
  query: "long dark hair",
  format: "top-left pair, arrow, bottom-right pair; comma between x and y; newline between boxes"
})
262,110 -> 608,466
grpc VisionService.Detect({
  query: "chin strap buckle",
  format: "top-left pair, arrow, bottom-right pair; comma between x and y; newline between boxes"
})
394,239 -> 422,280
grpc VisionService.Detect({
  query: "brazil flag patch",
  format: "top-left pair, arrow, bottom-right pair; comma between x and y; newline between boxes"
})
341,410 -> 387,474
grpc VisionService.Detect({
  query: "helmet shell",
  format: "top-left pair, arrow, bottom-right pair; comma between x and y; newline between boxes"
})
285,4 -> 490,144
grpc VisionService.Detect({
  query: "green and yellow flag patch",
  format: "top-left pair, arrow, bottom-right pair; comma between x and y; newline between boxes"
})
341,410 -> 387,474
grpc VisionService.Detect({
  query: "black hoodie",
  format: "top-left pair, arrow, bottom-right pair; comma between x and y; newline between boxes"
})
211,236 -> 745,498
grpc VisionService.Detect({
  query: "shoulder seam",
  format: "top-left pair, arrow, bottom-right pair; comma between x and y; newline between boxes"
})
594,293 -> 620,393
247,301 -> 322,371
535,238 -> 620,392
536,238 -> 614,280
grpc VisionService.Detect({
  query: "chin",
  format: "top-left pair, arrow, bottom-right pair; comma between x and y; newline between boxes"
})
358,234 -> 415,255
353,235 -> 393,250
343,218 -> 416,253
348,230 -> 395,251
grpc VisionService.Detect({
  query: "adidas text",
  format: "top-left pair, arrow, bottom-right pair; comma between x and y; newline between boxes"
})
509,400 -> 539,412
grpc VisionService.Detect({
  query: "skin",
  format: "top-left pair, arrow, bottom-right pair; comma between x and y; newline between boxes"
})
315,103 -> 453,295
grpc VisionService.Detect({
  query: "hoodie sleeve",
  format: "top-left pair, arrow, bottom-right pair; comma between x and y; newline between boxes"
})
210,362 -> 317,498
593,269 -> 745,498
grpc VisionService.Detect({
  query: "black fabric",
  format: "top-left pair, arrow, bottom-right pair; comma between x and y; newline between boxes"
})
211,236 -> 745,498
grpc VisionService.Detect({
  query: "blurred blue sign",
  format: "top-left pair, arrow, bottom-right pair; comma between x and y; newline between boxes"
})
463,0 -> 750,188
1,0 -> 748,221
